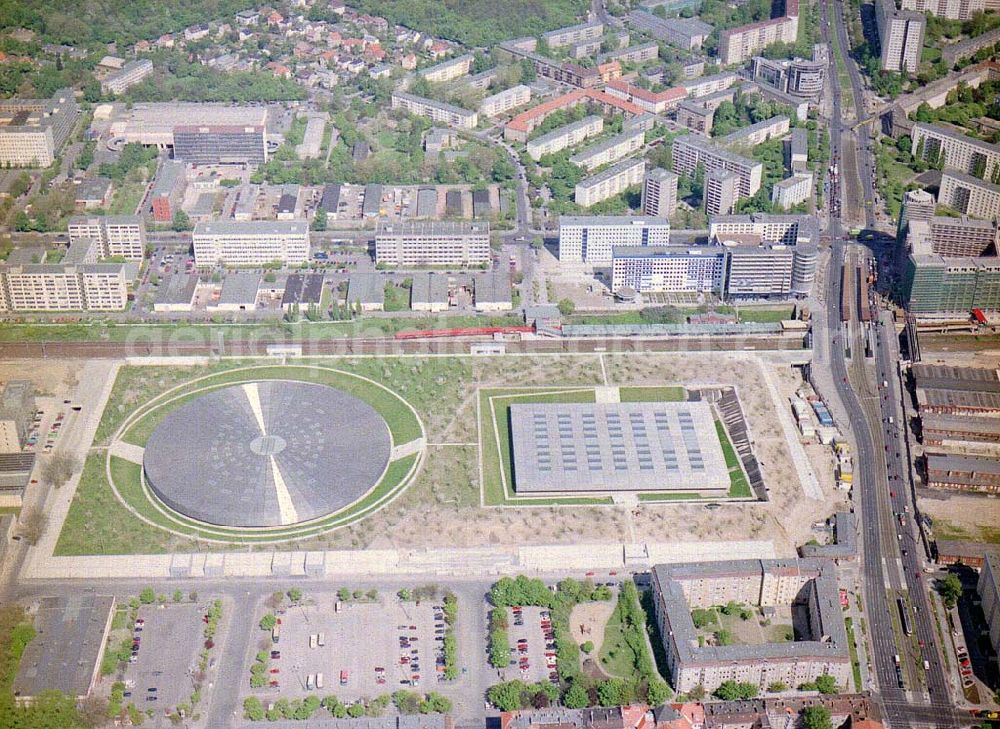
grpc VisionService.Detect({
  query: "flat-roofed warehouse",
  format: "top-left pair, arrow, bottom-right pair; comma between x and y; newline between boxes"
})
109,103 -> 268,149
13,595 -> 116,702
510,401 -> 729,495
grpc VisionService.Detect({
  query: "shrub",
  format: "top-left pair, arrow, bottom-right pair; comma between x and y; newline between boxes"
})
580,640 -> 594,654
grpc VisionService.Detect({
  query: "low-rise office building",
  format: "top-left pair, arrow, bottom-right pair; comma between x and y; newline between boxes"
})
938,168 -> 1000,220
651,559 -> 851,694
391,92 -> 478,130
375,221 -> 490,267
192,220 -> 309,267
100,59 -> 153,95
575,157 -> 646,208
527,115 -> 604,161
479,85 -> 531,118
642,167 -> 679,218
569,129 -> 645,172
559,215 -> 671,264
0,89 -> 79,167
673,135 -> 763,198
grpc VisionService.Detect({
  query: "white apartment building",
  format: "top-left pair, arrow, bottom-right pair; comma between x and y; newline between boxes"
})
558,215 -> 670,264
375,221 -> 490,266
575,157 -> 646,207
876,0 -> 925,72
478,85 -> 531,118
0,89 -> 80,167
938,168 -> 1000,219
718,16 -> 798,65
526,115 -> 603,161
569,128 -> 645,171
193,220 -> 309,266
642,167 -> 679,218
705,169 -> 740,216
100,59 -> 154,95
771,173 -> 813,209
672,135 -> 763,198
611,246 -> 725,293
682,72 -> 740,98
390,92 -> 478,130
901,0 -> 983,19
912,123 -> 1000,179
0,262 -> 128,311
543,20 -> 604,48
419,54 -> 474,83
717,115 -> 790,148
68,215 -> 147,261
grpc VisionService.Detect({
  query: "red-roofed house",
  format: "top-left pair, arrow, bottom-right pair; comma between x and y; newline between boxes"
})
265,61 -> 291,78
429,41 -> 450,59
604,79 -> 688,114
267,10 -> 284,27
598,61 -> 622,82
400,52 -> 417,70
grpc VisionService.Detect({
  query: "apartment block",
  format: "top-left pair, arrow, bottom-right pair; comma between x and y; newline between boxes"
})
604,79 -> 687,114
876,0 -> 925,73
0,89 -> 80,167
719,16 -> 798,65
597,41 -> 660,66
0,241 -> 128,312
980,555 -> 1000,665
569,129 -> 645,172
912,123 -> 1000,179
901,0 -> 984,19
574,157 -> 646,208
938,168 -> 1000,220
100,59 -> 153,95
672,135 -> 763,197
68,215 -> 147,261
173,125 -> 267,166
192,220 -> 309,266
526,115 -> 603,161
626,11 -> 713,49
391,92 -> 478,130
642,167 -> 679,218
772,174 -> 813,209
543,21 -> 604,48
682,72 -> 740,98
611,245 -> 725,294
717,115 -> 790,148
705,169 -> 740,215
418,54 -> 474,83
375,221 -> 490,267
478,85 -> 531,118
558,215 -> 671,264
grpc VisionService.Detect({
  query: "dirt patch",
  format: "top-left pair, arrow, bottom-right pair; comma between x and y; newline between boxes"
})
569,600 -> 616,654
919,492 -> 1000,545
0,360 -> 79,398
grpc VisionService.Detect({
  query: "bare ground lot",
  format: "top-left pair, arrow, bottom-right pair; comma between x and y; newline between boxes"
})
919,492 -> 1000,545
26,352 -> 848,556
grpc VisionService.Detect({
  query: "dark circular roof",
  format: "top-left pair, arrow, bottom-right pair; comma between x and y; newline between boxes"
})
143,381 -> 392,528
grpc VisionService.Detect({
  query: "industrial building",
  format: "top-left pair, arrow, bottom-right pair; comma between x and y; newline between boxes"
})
938,168 -> 1000,220
391,91 -> 478,130
375,221 -> 490,267
913,363 -> 1000,415
650,559 -> 851,694
626,11 -> 712,49
526,115 -> 604,161
109,103 -> 268,151
642,167 -> 679,218
575,157 -> 646,207
569,128 -> 645,172
173,125 -> 267,166
0,89 -> 80,167
148,160 -> 186,222
718,16 -> 799,65
473,271 -> 513,311
611,246 -> 725,295
559,215 -> 671,264
704,169 -> 740,216
509,401 -> 730,495
207,272 -> 261,312
281,273 -> 325,311
920,412 -> 1000,445
192,219 -> 309,266
100,59 -> 153,95
479,85 -> 531,118
672,135 -> 763,198
925,453 -> 1000,494
153,273 -> 198,313
347,273 -> 385,311
876,0 -> 925,72
68,214 -> 147,261
418,54 -> 474,83
0,381 -> 35,454
410,273 -> 450,312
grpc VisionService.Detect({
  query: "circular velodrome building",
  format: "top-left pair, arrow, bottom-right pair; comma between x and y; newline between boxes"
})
143,381 -> 392,528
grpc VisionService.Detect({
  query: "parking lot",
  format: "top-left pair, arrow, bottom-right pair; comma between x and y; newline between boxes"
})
260,594 -> 455,700
23,396 -> 76,454
122,604 -> 205,724
500,606 -> 558,686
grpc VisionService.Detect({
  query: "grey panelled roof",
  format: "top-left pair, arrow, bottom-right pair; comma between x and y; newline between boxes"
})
410,273 -> 449,305
13,595 -> 115,699
800,511 -> 857,559
926,453 -> 1000,475
143,381 -> 391,527
347,272 -> 385,305
912,363 -> 1000,393
510,401 -> 729,494
576,156 -> 645,188
652,558 -> 850,663
917,388 -> 1000,410
320,183 -> 342,213
363,183 -> 383,217
6,247 -> 46,266
150,160 -> 185,197
920,412 -> 1000,436
473,270 -> 511,304
193,219 -> 307,236
569,128 -> 645,165
377,220 -> 489,236
530,115 -> 603,149
936,539 -> 1000,561
217,272 -> 261,306
73,176 -> 112,201
155,273 -> 198,306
